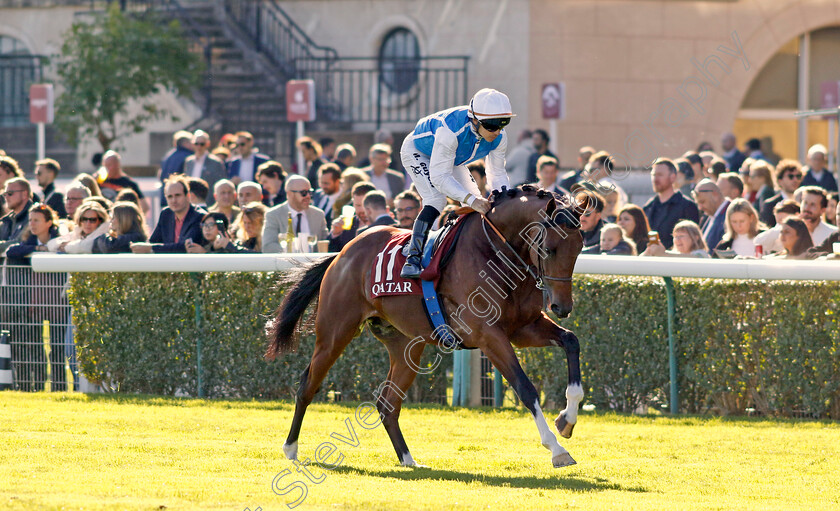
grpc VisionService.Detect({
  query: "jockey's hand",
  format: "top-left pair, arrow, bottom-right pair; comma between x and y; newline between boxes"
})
470,196 -> 491,215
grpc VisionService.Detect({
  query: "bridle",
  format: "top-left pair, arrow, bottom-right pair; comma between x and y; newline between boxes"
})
481,214 -> 573,291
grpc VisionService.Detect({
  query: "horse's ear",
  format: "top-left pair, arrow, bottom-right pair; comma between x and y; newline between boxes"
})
544,195 -> 557,218
572,191 -> 594,218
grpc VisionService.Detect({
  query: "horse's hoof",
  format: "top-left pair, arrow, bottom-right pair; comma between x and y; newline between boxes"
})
552,452 -> 577,468
283,442 -> 298,461
555,413 -> 576,439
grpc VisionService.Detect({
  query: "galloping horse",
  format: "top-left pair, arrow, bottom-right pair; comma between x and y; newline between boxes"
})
266,185 -> 590,468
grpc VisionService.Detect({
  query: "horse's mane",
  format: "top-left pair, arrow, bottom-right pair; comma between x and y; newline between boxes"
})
488,185 -> 581,229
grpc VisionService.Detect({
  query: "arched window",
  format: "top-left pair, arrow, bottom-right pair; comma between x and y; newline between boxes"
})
379,28 -> 420,94
0,35 -> 38,127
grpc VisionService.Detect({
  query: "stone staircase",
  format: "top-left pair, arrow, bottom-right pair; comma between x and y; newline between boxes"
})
172,1 -> 292,159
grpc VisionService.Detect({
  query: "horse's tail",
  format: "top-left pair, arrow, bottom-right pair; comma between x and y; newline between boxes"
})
265,254 -> 337,361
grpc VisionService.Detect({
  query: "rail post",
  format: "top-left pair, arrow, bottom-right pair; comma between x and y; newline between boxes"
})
663,277 -> 678,414
191,273 -> 205,398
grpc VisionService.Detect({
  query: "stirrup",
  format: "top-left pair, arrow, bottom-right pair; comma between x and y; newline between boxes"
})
400,257 -> 423,279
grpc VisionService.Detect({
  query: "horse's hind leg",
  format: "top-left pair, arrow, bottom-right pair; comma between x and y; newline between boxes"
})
369,322 -> 426,467
481,330 -> 576,468
283,308 -> 367,461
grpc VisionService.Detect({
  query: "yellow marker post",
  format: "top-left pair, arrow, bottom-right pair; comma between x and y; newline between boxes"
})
42,320 -> 51,392
65,357 -> 74,393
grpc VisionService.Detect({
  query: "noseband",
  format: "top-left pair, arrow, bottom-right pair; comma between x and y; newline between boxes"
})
481,215 -> 573,291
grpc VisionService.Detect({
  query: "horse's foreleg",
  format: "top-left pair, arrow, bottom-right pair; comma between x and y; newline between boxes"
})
482,338 -> 576,468
511,314 -> 584,440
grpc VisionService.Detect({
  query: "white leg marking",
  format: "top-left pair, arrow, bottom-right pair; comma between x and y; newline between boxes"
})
400,452 -> 416,467
561,383 -> 584,424
533,401 -> 567,459
283,441 -> 298,461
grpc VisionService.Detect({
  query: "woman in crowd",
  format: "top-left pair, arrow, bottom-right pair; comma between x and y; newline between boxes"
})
186,212 -> 250,253
739,157 -> 756,202
616,204 -> 650,253
72,173 -> 103,197
236,202 -> 267,252
674,158 -> 695,197
93,201 -> 147,253
766,217 -> 814,260
753,199 -> 800,254
714,198 -> 764,257
5,203 -> 60,264
47,201 -> 110,254
748,160 -> 776,210
641,220 -> 710,258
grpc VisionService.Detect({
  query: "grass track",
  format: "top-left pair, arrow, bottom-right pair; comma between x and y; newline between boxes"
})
1,392 -> 839,510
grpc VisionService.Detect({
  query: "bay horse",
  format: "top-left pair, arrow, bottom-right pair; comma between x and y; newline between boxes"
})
266,185 -> 590,468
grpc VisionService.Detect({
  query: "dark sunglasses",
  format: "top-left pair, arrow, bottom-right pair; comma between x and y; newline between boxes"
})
237,141 -> 249,147
3,189 -> 24,197
478,118 -> 511,132
194,141 -> 207,147
785,173 -> 802,179
80,216 -> 101,223
290,189 -> 314,197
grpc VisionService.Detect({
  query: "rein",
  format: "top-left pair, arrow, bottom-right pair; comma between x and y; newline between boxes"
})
480,214 -> 573,291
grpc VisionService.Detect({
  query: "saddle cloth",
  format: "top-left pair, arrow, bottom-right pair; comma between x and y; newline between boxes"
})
368,215 -> 469,299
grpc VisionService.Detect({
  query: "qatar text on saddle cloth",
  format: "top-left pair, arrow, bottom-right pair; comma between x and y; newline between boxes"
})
368,219 -> 464,299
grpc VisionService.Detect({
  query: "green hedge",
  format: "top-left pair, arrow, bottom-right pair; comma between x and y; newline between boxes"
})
69,273 -> 840,418
68,272 -> 446,402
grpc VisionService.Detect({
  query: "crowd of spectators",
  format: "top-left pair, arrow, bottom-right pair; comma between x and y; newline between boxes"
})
0,130 -> 424,265
1,129 -> 839,268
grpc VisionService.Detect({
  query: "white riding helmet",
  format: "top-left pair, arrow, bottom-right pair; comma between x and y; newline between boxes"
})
468,88 -> 516,120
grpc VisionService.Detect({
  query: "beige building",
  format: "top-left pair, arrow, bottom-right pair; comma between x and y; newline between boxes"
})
2,0 -> 840,174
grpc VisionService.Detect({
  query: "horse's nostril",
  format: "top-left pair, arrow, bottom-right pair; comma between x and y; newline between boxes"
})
551,304 -> 571,319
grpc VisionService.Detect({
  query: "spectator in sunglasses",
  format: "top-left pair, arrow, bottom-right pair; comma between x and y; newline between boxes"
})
0,177 -> 34,260
261,175 -> 328,253
228,131 -> 270,186
759,159 -> 803,227
48,201 -> 110,254
399,88 -> 515,278
184,130 -> 227,205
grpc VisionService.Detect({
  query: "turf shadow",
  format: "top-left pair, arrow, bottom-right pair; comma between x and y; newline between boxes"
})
330,464 -> 650,493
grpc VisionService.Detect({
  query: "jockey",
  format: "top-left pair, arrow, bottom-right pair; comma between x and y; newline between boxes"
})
400,88 -> 515,279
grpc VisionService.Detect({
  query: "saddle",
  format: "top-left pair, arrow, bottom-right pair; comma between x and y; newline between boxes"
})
368,213 -> 470,299
367,212 -> 473,350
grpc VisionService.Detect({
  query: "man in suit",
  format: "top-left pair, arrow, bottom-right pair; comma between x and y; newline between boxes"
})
261,175 -> 328,253
643,158 -> 701,249
311,163 -> 342,224
228,131 -> 269,185
692,179 -> 729,254
362,143 -> 405,206
720,132 -> 745,172
130,175 -> 205,253
184,130 -> 227,206
256,160 -> 287,207
33,158 -> 67,218
760,159 -> 802,227
158,130 -> 194,201
358,191 -> 396,234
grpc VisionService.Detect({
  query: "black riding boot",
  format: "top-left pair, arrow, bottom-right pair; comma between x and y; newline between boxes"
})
400,218 -> 433,279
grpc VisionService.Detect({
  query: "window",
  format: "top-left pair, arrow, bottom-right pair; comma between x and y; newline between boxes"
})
379,28 -> 420,94
0,35 -> 39,127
